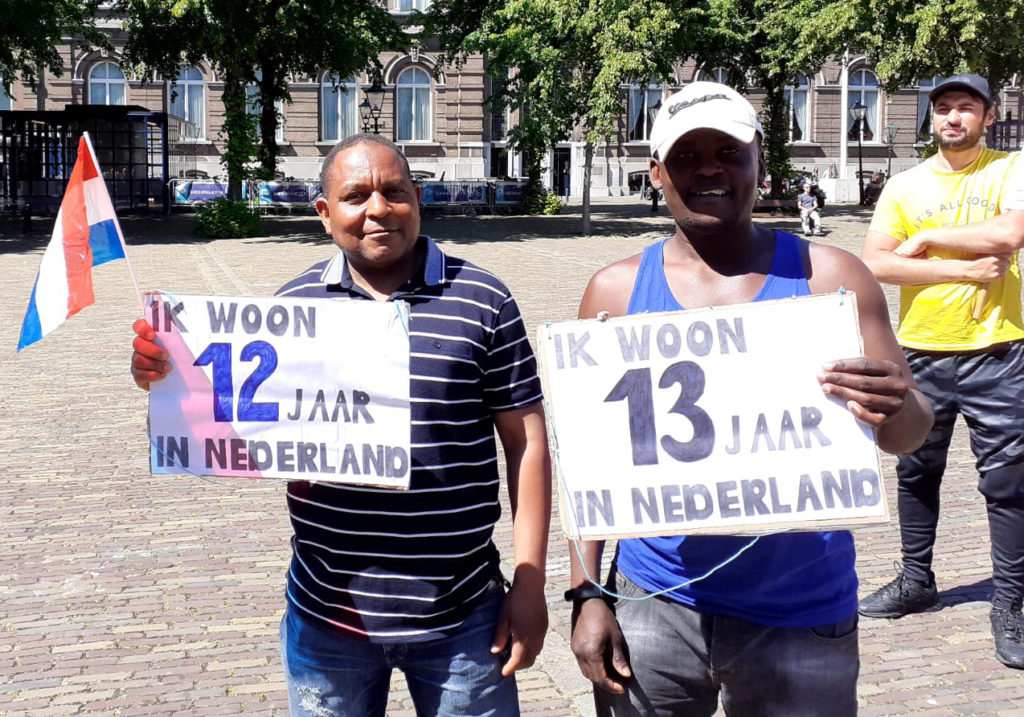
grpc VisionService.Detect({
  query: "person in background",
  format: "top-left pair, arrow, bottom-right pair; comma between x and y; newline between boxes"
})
798,180 -> 823,236
860,73 -> 1024,670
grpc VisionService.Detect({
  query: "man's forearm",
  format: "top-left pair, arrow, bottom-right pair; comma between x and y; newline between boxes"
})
864,251 -> 991,286
510,453 -> 550,586
914,212 -> 1024,254
569,540 -> 605,589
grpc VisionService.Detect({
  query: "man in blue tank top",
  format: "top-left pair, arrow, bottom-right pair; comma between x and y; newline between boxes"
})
565,82 -> 934,716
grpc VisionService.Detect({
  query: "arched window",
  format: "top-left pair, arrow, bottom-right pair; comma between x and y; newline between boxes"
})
89,61 -> 126,105
627,82 -> 663,142
169,66 -> 205,139
397,68 -> 431,142
848,69 -> 879,142
248,70 -> 285,142
321,74 -> 358,142
917,76 -> 939,141
786,74 -> 810,142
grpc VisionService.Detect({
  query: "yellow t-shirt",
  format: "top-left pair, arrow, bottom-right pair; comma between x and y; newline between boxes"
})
869,148 -> 1023,351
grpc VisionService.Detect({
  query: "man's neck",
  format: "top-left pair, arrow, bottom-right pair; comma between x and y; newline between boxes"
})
670,221 -> 772,275
348,244 -> 425,301
934,143 -> 983,172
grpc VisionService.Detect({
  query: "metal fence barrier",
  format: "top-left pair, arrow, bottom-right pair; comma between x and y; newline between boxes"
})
168,178 -> 528,214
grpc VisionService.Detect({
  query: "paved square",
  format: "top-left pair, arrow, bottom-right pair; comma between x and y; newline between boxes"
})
2,200 -> 1022,715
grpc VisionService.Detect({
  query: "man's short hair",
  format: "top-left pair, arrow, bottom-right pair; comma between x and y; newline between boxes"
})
319,134 -> 413,192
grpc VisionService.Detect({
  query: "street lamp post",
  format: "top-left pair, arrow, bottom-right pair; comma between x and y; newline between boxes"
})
851,101 -> 866,205
359,82 -> 386,134
884,123 -> 899,179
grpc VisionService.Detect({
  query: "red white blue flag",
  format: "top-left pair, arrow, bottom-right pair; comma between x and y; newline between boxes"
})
18,134 -> 130,351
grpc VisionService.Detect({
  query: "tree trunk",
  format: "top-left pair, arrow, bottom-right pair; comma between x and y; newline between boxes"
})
582,141 -> 593,236
257,62 -> 281,179
761,80 -> 792,199
220,68 -> 252,201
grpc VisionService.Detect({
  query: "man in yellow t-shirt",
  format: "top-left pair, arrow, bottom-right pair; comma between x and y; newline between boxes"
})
861,73 -> 1024,670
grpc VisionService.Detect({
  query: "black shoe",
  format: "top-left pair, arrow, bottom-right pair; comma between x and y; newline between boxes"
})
858,566 -> 939,618
991,603 -> 1024,669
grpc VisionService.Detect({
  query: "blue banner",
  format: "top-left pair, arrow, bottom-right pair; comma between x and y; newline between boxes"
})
172,181 -> 228,203
257,182 -> 311,205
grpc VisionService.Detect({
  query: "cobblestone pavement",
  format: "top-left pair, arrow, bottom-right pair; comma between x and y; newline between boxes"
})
2,199 -> 1023,716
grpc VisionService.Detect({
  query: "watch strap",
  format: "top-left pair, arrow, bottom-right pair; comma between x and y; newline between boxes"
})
563,583 -> 608,603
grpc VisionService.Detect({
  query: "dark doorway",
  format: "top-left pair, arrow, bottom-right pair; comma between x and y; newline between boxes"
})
553,147 -> 571,197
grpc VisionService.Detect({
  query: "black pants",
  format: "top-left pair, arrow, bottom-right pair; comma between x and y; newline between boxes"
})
896,341 -> 1024,608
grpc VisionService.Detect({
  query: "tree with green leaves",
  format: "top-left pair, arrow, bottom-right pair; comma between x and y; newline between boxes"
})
794,0 -> 1024,94
246,1 -> 405,177
121,0 -> 404,197
0,0 -> 109,90
430,0 -> 693,234
693,0 -> 844,198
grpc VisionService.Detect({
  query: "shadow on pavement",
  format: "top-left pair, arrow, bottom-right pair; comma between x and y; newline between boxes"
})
938,579 -> 994,608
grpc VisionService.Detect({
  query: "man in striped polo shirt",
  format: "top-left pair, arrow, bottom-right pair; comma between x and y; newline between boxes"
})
131,134 -> 551,715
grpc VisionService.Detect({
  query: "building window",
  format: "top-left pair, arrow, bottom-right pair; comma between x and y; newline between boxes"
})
169,66 -> 205,139
397,68 -> 431,142
321,74 -> 358,142
89,61 -> 126,105
698,67 -> 732,86
848,69 -> 879,142
918,76 -> 939,141
786,74 -> 810,142
247,70 -> 285,142
398,0 -> 429,10
0,84 -> 11,111
628,83 -> 663,141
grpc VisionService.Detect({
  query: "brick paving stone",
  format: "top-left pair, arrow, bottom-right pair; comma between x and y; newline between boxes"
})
3,200 -> 1024,715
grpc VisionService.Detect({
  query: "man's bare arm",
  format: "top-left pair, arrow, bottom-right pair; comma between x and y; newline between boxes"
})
862,231 -> 1010,286
567,264 -> 641,694
810,246 -> 933,455
492,403 -> 551,676
894,211 -> 1024,257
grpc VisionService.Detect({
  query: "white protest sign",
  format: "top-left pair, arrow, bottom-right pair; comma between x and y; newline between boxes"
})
147,293 -> 411,488
538,292 -> 888,540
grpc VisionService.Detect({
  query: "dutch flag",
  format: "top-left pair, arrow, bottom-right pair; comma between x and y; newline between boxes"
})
17,133 -> 131,352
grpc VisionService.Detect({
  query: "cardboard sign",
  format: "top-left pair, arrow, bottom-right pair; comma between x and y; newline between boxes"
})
147,293 -> 411,488
538,293 -> 888,540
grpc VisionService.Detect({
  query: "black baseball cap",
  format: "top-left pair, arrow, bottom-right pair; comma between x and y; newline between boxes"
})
929,74 -> 991,105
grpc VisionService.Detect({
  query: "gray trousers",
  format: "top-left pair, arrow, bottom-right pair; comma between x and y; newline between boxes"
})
595,569 -> 859,717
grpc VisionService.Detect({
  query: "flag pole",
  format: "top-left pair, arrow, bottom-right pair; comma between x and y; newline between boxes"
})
80,131 -> 146,313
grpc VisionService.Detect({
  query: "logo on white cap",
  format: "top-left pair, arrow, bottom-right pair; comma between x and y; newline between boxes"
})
650,81 -> 763,160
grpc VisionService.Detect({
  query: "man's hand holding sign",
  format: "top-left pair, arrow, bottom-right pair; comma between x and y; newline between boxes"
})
563,82 -> 932,716
542,293 -> 910,542
138,293 -> 411,487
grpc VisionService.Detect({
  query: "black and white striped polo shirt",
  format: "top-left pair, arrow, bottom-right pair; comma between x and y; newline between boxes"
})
275,236 -> 543,641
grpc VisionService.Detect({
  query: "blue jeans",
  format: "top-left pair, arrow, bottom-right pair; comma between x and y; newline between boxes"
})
280,581 -> 519,717
595,570 -> 859,717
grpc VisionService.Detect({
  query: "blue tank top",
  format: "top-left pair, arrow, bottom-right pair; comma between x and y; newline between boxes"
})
618,231 -> 858,627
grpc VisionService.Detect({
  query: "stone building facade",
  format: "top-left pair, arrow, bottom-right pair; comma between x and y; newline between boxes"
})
3,5 -> 1021,203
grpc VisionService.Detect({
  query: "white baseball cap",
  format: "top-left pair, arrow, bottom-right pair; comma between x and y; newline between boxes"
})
649,81 -> 763,160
